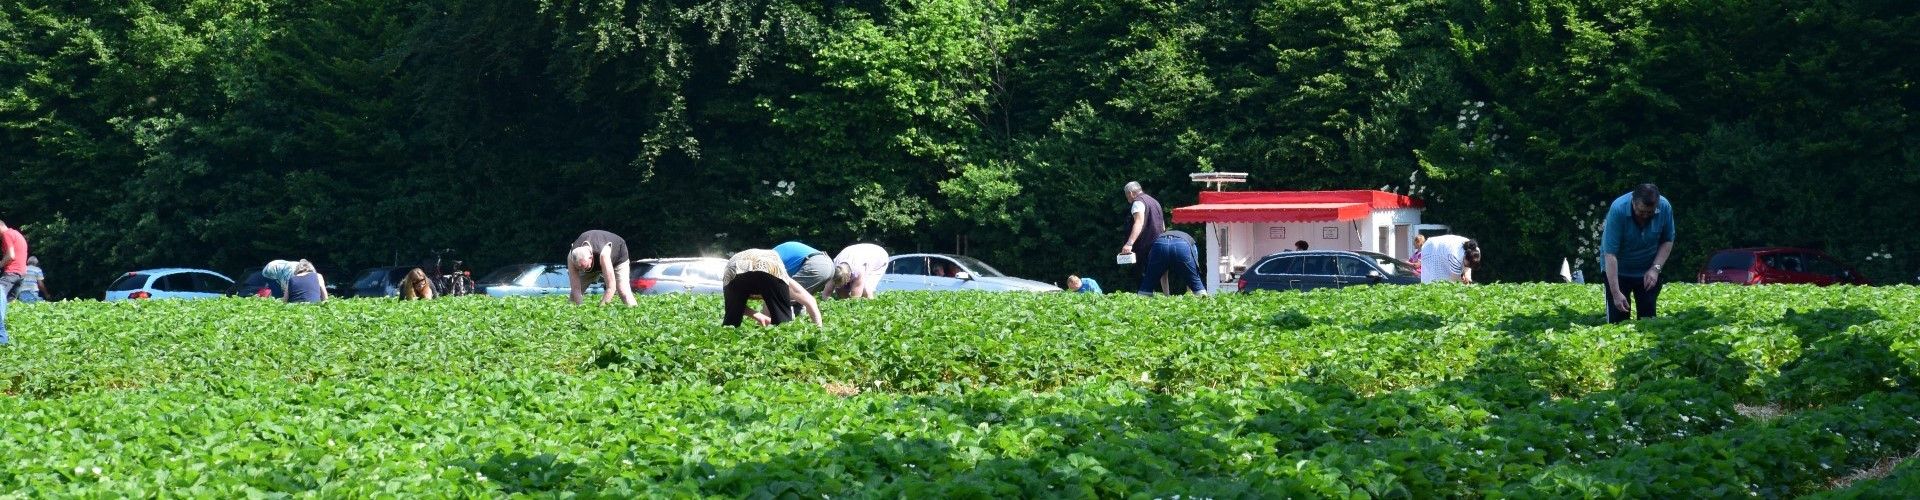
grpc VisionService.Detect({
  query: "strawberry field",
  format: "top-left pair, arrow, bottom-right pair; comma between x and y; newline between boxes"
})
3,285 -> 1919,497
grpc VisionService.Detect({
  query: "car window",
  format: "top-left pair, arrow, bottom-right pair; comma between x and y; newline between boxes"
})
388,268 -> 413,283
1363,254 -> 1416,277
154,274 -> 193,292
353,269 -> 388,289
1707,252 -> 1755,270
688,263 -> 723,282
659,264 -> 686,278
1255,256 -> 1300,275
929,258 -> 962,277
1337,257 -> 1372,277
110,273 -> 151,291
479,265 -> 537,286
1763,253 -> 1807,273
1806,255 -> 1846,278
889,257 -> 929,276
1300,256 -> 1336,276
192,273 -> 232,293
536,270 -> 570,288
949,255 -> 1008,278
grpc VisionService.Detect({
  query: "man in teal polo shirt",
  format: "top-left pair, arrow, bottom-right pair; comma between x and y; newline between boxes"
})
1599,183 -> 1675,323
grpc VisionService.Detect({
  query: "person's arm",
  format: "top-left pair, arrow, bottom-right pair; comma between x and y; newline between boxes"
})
567,264 -> 585,305
1599,208 -> 1627,310
1646,202 -> 1676,288
1122,211 -> 1144,255
423,282 -> 436,300
1644,241 -> 1674,288
788,277 -> 823,326
317,275 -> 330,301
0,238 -> 14,271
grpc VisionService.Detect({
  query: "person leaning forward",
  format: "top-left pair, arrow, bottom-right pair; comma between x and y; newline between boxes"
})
1600,183 -> 1675,323
569,230 -> 638,307
773,241 -> 836,293
722,249 -> 823,327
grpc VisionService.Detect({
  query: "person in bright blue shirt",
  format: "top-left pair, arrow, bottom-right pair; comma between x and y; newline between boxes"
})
772,241 -> 835,294
1599,183 -> 1675,323
1066,275 -> 1102,294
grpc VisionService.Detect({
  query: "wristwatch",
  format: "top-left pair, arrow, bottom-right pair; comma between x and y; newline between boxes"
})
1652,264 -> 1663,272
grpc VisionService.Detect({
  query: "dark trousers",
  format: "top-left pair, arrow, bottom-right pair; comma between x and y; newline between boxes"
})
723,271 -> 794,327
1605,276 -> 1662,323
1139,235 -> 1204,295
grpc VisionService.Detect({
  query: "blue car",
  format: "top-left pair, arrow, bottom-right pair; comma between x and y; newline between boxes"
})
105,268 -> 235,301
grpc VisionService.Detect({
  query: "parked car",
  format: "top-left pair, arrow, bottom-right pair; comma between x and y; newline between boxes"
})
631,258 -> 727,295
1237,250 -> 1421,292
104,268 -> 234,301
478,263 -> 603,298
342,266 -> 417,298
1698,247 -> 1869,286
876,254 -> 1061,293
224,267 -> 283,298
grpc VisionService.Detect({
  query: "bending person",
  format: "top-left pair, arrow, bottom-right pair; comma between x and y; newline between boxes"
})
823,243 -> 889,300
722,249 -> 822,327
568,230 -> 637,306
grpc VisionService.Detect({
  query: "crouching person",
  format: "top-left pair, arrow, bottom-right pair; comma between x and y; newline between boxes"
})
722,249 -> 823,327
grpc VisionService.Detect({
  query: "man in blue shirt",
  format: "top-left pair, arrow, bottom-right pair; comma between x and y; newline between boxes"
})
773,241 -> 835,293
1599,184 -> 1675,323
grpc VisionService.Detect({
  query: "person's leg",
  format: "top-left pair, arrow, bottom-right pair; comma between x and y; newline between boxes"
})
793,254 -> 834,293
1175,241 -> 1205,295
0,274 -> 18,345
1604,277 -> 1630,324
722,280 -> 751,327
1636,279 -> 1661,319
614,261 -> 637,306
1138,239 -> 1171,295
741,273 -> 787,325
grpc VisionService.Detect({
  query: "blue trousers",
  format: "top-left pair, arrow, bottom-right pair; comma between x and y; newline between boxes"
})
1139,235 -> 1205,295
0,273 -> 18,345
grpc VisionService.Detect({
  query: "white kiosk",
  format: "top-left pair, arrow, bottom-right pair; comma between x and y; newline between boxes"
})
1172,188 -> 1441,293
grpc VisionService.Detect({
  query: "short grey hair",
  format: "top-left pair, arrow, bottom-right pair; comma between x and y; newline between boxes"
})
1123,181 -> 1143,195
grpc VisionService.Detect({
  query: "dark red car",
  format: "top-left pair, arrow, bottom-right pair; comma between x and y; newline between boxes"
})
1698,247 -> 1869,286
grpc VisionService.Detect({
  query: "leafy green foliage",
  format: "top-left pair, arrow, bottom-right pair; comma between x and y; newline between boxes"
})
5,0 -> 1919,297
1,284 -> 1917,495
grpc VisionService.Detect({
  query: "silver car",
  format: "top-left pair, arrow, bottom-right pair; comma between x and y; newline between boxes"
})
877,253 -> 1061,292
478,264 -> 602,298
631,257 -> 726,295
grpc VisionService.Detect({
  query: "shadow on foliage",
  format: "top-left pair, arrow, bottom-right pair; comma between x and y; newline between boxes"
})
1361,312 -> 1445,333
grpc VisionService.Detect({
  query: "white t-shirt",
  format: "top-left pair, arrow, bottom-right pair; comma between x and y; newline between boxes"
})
1420,235 -> 1471,283
1130,200 -> 1145,215
833,243 -> 890,295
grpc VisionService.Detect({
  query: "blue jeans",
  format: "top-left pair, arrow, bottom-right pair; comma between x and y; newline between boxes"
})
0,273 -> 19,345
1138,235 -> 1205,295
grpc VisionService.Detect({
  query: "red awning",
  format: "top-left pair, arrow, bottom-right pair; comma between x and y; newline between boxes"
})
1172,202 -> 1372,223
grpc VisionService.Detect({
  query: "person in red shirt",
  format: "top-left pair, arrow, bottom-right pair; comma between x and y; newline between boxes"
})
0,219 -> 30,346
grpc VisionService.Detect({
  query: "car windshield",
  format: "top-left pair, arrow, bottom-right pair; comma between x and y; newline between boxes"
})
352,269 -> 389,289
948,255 -> 1008,278
109,273 -> 149,291
1708,252 -> 1755,270
479,265 -> 539,285
1357,252 -> 1417,277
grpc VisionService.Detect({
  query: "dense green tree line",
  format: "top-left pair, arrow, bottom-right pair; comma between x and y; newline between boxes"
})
3,0 -> 1915,297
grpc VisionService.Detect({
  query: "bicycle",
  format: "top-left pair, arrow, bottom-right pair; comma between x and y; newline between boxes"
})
423,249 -> 477,297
